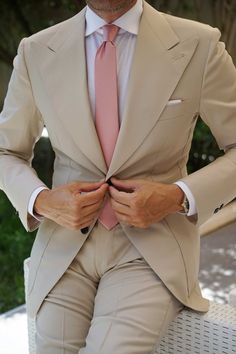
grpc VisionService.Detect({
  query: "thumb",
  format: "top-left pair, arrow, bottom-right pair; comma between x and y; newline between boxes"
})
110,177 -> 140,191
70,180 -> 106,193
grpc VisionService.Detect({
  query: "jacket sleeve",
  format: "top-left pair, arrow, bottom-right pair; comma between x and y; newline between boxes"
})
180,28 -> 236,226
0,38 -> 46,232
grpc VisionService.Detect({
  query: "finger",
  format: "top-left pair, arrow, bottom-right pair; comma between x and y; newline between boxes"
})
68,211 -> 99,230
111,177 -> 139,191
82,201 -> 103,216
70,180 -> 106,194
110,198 -> 132,216
109,186 -> 133,206
80,180 -> 107,193
65,202 -> 101,222
80,184 -> 108,206
79,217 -> 96,230
52,215 -> 74,229
114,211 -> 132,226
49,211 -> 96,230
113,211 -> 147,229
67,218 -> 93,231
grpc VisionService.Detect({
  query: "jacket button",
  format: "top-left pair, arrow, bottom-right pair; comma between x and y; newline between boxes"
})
81,227 -> 89,234
107,179 -> 113,186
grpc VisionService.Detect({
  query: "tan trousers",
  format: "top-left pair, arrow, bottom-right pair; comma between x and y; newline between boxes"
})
36,222 -> 183,354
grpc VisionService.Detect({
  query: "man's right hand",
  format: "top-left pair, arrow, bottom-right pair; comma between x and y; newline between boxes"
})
34,181 -> 108,230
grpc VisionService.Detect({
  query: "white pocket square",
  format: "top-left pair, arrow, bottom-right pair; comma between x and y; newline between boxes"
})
167,99 -> 183,106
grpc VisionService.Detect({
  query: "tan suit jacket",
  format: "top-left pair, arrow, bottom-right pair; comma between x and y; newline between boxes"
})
0,2 -> 236,318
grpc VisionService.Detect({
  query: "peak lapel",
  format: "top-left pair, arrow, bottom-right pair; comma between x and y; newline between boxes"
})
107,3 -> 199,179
37,9 -> 107,174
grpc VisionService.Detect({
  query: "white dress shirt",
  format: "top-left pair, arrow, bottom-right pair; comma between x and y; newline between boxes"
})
28,0 -> 197,219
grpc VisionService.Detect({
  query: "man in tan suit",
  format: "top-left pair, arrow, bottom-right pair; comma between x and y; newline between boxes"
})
0,0 -> 236,353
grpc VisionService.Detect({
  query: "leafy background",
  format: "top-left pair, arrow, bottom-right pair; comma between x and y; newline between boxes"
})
0,0 -> 235,312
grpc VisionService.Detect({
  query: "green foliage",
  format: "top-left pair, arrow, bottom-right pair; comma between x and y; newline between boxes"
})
188,118 -> 223,173
0,192 -> 36,313
0,0 -> 85,65
0,137 -> 54,313
32,137 -> 54,188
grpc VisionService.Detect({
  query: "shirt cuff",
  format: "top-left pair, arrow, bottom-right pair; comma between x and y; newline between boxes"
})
174,181 -> 197,216
28,186 -> 49,221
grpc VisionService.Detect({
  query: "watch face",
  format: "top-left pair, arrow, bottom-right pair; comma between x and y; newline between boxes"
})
184,197 -> 189,213
181,196 -> 189,214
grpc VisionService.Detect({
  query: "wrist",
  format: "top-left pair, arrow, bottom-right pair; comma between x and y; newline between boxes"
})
171,184 -> 186,212
34,189 -> 50,216
172,184 -> 190,214
172,184 -> 184,203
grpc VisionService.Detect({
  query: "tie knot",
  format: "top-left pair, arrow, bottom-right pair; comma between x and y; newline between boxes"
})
103,24 -> 119,43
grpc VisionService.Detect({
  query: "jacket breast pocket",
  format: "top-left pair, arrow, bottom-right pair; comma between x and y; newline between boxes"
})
159,99 -> 191,121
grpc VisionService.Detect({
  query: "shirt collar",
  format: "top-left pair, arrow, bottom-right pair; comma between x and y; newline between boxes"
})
85,0 -> 143,37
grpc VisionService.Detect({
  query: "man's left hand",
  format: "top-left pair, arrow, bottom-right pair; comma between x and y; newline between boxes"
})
109,178 -> 185,228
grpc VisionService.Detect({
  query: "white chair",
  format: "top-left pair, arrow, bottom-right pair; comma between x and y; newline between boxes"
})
24,258 -> 236,354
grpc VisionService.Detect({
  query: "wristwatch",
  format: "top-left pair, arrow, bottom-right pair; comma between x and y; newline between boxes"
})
180,195 -> 190,214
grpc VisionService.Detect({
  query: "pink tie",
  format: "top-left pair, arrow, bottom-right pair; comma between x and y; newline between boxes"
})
95,24 -> 119,230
